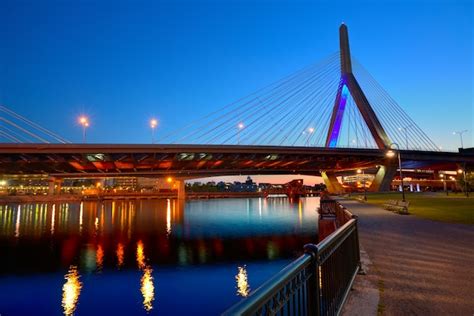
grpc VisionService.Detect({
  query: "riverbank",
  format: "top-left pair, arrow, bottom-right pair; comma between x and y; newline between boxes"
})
0,195 -> 82,203
0,191 -> 274,203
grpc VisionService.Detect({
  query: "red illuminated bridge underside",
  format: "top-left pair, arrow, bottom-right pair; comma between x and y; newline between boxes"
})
0,144 -> 471,178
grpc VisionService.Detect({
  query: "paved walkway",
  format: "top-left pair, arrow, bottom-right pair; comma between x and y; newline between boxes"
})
339,199 -> 474,316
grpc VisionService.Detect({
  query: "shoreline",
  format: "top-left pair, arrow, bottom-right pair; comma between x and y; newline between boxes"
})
0,192 -> 301,204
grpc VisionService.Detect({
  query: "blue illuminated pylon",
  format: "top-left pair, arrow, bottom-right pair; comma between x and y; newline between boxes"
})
327,82 -> 349,147
325,24 -> 391,149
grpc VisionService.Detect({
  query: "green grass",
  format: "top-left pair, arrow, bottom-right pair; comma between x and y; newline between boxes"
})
351,192 -> 474,225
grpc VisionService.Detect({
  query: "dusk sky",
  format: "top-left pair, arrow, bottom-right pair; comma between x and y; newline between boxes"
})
1,0 -> 472,184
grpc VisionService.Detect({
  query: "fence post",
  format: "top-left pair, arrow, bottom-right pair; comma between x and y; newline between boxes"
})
304,243 -> 320,316
352,215 -> 365,275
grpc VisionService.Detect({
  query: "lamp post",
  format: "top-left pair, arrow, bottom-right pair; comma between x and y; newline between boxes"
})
453,130 -> 468,149
439,174 -> 448,196
386,143 -> 405,202
357,168 -> 367,201
150,119 -> 158,144
398,125 -> 412,149
78,116 -> 89,143
458,166 -> 469,197
237,122 -> 244,144
306,127 -> 315,146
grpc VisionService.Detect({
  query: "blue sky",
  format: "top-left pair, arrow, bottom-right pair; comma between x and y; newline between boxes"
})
1,0 -> 472,154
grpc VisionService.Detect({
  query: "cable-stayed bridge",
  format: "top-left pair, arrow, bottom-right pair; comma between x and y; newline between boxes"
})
0,24 -> 472,194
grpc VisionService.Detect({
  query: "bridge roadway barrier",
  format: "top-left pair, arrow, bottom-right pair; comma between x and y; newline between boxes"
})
223,199 -> 360,316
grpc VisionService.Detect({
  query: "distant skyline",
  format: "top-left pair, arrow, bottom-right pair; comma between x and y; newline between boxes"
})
1,0 -> 472,153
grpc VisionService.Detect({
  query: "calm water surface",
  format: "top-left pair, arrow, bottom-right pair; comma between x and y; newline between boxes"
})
0,197 -> 319,315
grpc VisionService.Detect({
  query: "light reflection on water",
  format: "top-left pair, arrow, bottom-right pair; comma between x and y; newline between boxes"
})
62,265 -> 82,316
116,242 -> 125,268
236,265 -> 250,297
141,266 -> 155,312
0,197 -> 319,315
137,240 -> 155,312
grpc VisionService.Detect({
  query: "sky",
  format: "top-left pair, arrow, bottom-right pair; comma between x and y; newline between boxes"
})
1,0 -> 473,184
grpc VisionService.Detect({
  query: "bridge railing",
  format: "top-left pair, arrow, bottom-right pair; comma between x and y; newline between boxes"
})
222,200 -> 360,316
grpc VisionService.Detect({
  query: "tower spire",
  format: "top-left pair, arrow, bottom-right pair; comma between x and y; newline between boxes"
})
325,24 -> 391,149
339,23 -> 352,74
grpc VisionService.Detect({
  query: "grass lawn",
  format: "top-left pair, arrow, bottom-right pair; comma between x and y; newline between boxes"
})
351,192 -> 474,225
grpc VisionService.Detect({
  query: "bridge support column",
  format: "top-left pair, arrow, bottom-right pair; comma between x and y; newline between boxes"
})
176,180 -> 186,200
369,165 -> 397,192
48,177 -> 63,195
321,171 -> 345,194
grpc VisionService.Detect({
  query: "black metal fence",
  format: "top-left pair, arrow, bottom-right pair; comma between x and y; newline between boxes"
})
222,200 -> 360,316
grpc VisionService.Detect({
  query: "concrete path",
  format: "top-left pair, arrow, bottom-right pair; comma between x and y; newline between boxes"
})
340,199 -> 474,316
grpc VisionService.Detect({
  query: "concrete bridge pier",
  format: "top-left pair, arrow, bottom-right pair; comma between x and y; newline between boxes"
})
321,171 -> 345,194
369,164 -> 398,192
176,179 -> 186,200
48,177 -> 63,195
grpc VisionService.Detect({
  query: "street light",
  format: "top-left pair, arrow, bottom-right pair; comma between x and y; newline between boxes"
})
398,124 -> 412,149
306,127 -> 315,146
150,119 -> 158,143
458,167 -> 469,197
78,116 -> 89,143
439,173 -> 448,196
237,122 -> 244,144
386,143 -> 405,202
453,130 -> 468,149
357,168 -> 367,201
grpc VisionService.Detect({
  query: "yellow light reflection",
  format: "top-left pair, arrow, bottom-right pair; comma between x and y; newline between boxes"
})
166,199 -> 171,236
96,244 -> 104,271
15,205 -> 21,238
51,204 -> 55,235
116,243 -> 124,268
236,265 -> 250,297
298,199 -> 303,227
79,202 -> 83,233
62,265 -> 82,316
140,266 -> 155,312
136,240 -> 146,269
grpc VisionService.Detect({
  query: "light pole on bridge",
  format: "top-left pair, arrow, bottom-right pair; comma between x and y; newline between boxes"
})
237,122 -> 244,144
398,124 -> 412,150
453,130 -> 468,149
78,116 -> 89,143
150,119 -> 158,144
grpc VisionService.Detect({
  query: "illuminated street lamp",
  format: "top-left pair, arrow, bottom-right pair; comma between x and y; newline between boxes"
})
453,130 -> 468,149
357,168 -> 367,201
150,119 -> 158,144
386,143 -> 405,202
458,167 -> 469,197
306,127 -> 315,146
439,174 -> 448,196
78,116 -> 89,143
398,124 -> 412,149
237,122 -> 244,144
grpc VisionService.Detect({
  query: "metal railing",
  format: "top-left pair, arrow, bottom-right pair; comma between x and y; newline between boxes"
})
223,200 -> 360,316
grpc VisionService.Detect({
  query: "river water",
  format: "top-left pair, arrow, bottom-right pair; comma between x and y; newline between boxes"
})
0,197 -> 319,315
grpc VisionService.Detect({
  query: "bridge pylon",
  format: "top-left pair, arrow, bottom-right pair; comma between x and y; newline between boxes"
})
325,24 -> 391,149
322,25 -> 396,193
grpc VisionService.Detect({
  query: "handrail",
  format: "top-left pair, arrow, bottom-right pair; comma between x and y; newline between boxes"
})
222,254 -> 312,315
316,218 -> 356,258
222,199 -> 360,316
